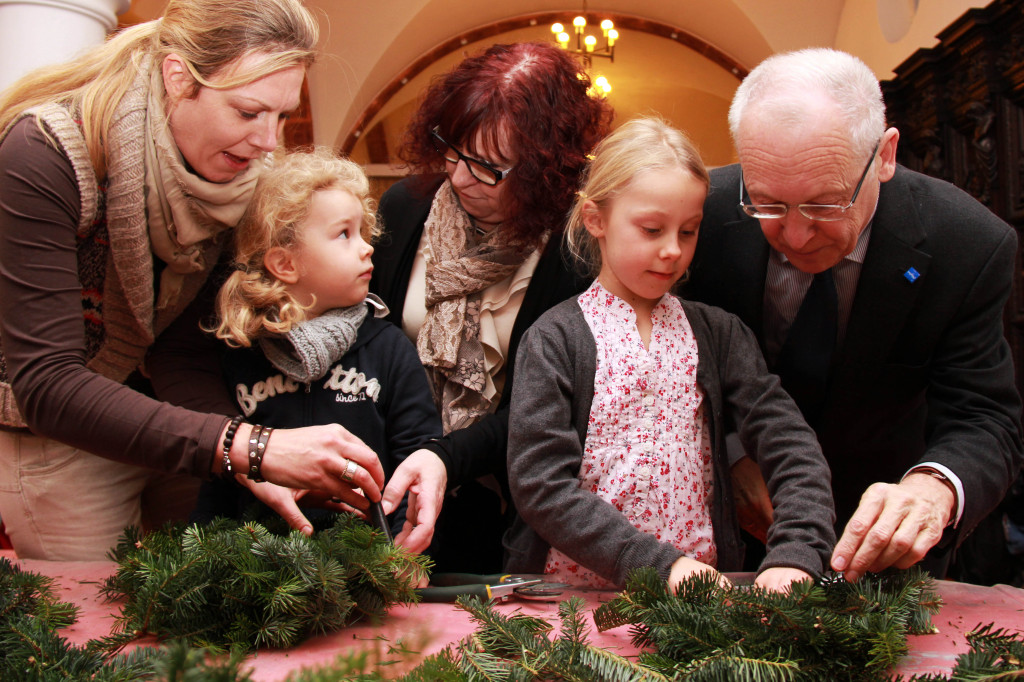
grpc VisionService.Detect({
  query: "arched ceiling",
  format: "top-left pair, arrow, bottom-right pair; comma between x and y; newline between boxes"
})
122,0 -> 989,163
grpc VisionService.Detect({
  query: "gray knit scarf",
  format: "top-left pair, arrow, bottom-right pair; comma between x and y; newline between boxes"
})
259,295 -> 388,383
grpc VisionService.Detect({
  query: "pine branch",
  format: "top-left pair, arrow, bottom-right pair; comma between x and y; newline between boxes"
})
99,513 -> 430,652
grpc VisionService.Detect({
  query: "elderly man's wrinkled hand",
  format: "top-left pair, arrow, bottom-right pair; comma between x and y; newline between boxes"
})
830,475 -> 953,581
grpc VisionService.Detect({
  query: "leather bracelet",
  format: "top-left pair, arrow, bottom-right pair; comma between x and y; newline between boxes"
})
221,415 -> 244,481
247,424 -> 273,482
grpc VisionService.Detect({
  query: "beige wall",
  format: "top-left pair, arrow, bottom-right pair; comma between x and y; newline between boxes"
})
118,0 -> 989,167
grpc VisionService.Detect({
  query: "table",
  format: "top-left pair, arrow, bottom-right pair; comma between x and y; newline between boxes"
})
7,552 -> 1024,679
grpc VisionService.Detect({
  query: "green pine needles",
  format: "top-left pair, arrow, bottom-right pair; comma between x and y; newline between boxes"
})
98,514 -> 431,653
594,566 -> 942,681
4,532 -> 1024,680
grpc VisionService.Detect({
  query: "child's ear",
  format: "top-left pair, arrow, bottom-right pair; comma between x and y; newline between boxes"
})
581,199 -> 604,238
264,246 -> 300,284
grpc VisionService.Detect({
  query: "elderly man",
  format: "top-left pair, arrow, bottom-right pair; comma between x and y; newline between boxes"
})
685,48 -> 1023,581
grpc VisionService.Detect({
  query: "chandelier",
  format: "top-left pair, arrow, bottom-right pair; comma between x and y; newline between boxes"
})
550,6 -> 617,95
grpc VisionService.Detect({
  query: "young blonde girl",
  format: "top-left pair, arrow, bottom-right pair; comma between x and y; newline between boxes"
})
504,117 -> 835,591
193,147 -> 441,536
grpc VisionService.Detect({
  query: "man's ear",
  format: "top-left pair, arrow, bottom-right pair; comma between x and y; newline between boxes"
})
264,246 -> 300,284
877,126 -> 900,183
162,53 -> 195,102
581,199 -> 604,238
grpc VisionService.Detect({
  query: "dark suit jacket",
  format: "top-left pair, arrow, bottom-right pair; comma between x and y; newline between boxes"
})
370,175 -> 591,487
684,163 -> 1023,545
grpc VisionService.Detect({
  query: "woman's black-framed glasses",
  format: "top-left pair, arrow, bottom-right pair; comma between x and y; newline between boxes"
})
739,139 -> 882,221
431,127 -> 513,186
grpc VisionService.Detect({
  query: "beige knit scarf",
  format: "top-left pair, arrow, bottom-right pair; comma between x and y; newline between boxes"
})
417,181 -> 529,433
143,62 -> 263,309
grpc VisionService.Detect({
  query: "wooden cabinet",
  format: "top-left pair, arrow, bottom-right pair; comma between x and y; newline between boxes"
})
882,0 -> 1024,395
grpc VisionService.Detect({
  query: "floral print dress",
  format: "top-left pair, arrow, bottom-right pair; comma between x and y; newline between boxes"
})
544,282 -> 716,588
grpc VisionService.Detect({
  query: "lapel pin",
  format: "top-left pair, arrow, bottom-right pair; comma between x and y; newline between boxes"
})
903,267 -> 920,283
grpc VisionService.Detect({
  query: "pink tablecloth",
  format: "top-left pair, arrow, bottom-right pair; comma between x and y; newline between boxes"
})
7,551 -> 1024,680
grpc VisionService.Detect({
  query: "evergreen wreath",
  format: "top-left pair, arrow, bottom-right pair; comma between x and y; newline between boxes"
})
96,514 -> 430,653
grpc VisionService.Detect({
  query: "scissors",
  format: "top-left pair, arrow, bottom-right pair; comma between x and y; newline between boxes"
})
416,573 -> 569,603
367,500 -> 393,542
364,508 -> 567,603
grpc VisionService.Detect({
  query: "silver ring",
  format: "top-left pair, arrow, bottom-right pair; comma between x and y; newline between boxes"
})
341,458 -> 357,482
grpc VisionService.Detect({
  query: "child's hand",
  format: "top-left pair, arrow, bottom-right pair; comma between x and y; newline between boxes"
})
668,556 -> 731,591
754,566 -> 812,592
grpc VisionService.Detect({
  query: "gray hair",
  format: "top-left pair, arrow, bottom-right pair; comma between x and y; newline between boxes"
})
728,48 -> 886,158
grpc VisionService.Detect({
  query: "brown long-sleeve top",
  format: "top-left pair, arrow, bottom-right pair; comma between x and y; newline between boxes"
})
0,117 -> 225,475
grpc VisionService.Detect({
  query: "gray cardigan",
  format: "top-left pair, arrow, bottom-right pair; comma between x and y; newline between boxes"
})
504,296 -> 836,586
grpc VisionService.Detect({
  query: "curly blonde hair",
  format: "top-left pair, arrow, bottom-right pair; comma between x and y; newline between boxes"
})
214,147 -> 380,347
0,0 -> 318,179
565,116 -> 709,276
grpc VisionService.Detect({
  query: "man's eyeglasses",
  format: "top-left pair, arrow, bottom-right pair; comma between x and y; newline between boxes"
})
431,127 -> 513,186
739,139 -> 881,221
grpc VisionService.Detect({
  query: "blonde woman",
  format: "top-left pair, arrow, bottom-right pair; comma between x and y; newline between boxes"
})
0,0 -> 384,560
192,148 -> 440,535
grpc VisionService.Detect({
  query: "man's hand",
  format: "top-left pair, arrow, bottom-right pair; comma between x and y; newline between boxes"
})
754,566 -> 812,592
382,449 -> 447,553
731,456 -> 773,543
831,474 -> 954,581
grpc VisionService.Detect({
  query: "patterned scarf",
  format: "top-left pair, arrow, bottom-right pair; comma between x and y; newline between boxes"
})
417,181 -> 529,432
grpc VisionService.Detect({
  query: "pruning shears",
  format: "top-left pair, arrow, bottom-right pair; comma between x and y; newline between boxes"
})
417,573 -> 569,603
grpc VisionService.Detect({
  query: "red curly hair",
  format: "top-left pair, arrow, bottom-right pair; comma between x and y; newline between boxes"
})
400,42 -> 614,247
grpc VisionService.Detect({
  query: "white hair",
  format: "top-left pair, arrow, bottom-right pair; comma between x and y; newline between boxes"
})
729,48 -> 886,157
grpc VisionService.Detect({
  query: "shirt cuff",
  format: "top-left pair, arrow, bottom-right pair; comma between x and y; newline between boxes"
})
903,462 -> 964,528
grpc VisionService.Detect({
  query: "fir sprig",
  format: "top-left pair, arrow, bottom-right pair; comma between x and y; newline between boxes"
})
595,566 -> 944,681
99,514 -> 430,653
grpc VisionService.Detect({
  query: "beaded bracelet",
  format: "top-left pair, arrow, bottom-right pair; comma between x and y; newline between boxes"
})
221,415 -> 244,481
247,424 -> 273,482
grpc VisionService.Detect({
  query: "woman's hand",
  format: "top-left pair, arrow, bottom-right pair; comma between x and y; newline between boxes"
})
754,567 -> 812,592
382,449 -> 447,553
224,423 -> 385,509
237,478 -> 314,535
668,556 -> 731,591
236,479 -> 365,537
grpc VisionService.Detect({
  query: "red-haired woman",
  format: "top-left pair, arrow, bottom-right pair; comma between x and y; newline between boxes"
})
374,42 -> 613,572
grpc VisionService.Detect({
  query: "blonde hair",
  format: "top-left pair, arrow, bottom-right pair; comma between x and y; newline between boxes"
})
214,147 -> 380,347
565,116 -> 709,275
0,0 -> 318,179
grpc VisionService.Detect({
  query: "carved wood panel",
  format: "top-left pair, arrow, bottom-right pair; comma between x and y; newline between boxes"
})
881,0 -> 1024,396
